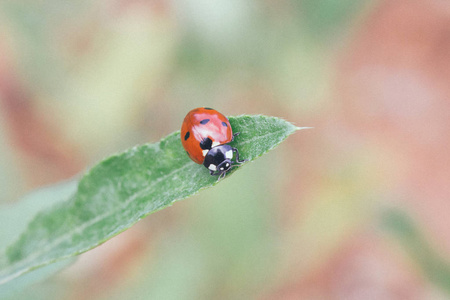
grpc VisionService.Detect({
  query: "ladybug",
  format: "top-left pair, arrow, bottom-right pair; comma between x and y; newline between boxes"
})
181,107 -> 246,178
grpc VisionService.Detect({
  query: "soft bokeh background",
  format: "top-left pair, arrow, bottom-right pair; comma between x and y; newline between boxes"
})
2,0 -> 450,299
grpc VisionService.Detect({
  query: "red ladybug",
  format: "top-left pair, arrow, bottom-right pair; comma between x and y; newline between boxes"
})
181,107 -> 245,178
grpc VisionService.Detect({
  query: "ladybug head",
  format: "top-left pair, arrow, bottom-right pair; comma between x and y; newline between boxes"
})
203,144 -> 234,176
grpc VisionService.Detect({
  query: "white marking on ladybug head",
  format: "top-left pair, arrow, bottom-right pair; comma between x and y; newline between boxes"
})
212,141 -> 220,148
202,149 -> 209,156
225,150 -> 233,159
208,164 -> 217,171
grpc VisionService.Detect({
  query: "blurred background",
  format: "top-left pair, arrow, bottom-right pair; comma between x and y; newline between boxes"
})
1,0 -> 450,299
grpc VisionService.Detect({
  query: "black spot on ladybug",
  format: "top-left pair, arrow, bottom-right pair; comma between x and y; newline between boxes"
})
184,131 -> 190,141
200,119 -> 210,125
200,137 -> 213,150
204,107 -> 213,110
221,122 -> 227,127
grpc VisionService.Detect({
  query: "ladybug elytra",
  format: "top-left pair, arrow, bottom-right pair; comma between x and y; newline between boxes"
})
181,107 -> 246,179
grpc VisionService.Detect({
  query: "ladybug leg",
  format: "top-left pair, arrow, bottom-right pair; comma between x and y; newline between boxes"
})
218,171 -> 227,181
209,169 -> 226,180
232,147 -> 247,164
231,132 -> 240,142
210,169 -> 224,177
210,169 -> 221,176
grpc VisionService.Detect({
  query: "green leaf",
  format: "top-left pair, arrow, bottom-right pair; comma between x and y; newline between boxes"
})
0,180 -> 77,248
382,209 -> 450,294
0,115 -> 304,285
0,180 -> 78,298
